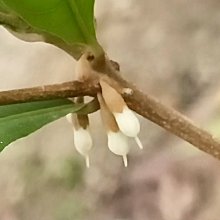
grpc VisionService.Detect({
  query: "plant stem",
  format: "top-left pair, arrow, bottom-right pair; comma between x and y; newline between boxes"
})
0,81 -> 99,104
0,78 -> 220,160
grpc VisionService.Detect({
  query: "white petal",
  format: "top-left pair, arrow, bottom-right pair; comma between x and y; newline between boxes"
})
73,127 -> 92,159
114,106 -> 140,137
108,131 -> 129,167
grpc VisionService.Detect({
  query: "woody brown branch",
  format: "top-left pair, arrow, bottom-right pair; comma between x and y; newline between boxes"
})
0,81 -> 99,104
0,77 -> 220,161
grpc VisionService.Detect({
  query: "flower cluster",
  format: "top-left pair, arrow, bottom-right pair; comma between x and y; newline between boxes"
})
66,53 -> 142,167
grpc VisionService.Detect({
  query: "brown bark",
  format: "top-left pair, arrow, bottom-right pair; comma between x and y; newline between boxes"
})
0,76 -> 219,161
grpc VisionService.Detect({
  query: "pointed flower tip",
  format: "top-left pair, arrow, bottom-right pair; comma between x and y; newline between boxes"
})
135,136 -> 143,150
85,155 -> 90,168
123,155 -> 128,167
114,106 -> 140,138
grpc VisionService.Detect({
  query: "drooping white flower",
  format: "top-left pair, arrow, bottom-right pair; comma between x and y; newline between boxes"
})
73,127 -> 92,168
114,106 -> 143,149
99,80 -> 143,149
66,113 -> 93,167
98,93 -> 129,167
107,131 -> 129,167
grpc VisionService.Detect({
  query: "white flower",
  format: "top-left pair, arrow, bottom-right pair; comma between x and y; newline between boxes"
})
73,127 -> 92,168
113,106 -> 143,149
113,106 -> 140,136
107,131 -> 129,167
66,113 -> 92,167
99,80 -> 143,149
97,93 -> 130,167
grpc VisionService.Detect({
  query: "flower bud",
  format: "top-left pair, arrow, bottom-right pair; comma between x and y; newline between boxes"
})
98,93 -> 129,167
108,131 -> 129,167
114,106 -> 143,149
66,113 -> 92,167
99,80 -> 143,149
73,127 -> 92,168
114,106 -> 140,136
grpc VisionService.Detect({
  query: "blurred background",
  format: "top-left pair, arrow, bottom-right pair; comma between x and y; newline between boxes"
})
1,0 -> 220,219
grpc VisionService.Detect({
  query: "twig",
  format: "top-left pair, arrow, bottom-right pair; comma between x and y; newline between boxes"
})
0,81 -> 99,104
124,88 -> 220,159
0,78 -> 220,160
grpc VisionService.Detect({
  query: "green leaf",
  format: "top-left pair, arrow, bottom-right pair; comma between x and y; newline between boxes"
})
0,0 -> 9,12
76,97 -> 99,115
0,99 -> 84,151
2,0 -> 99,47
0,99 -> 73,118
